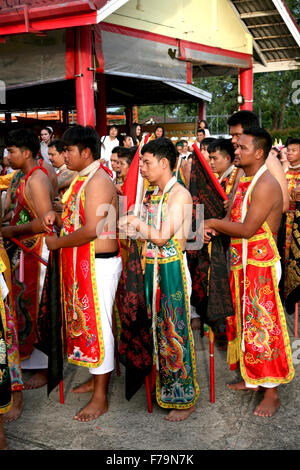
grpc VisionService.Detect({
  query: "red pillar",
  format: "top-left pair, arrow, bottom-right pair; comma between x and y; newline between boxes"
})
198,101 -> 206,122
95,72 -> 107,138
125,105 -> 133,134
239,67 -> 253,111
75,26 -> 95,127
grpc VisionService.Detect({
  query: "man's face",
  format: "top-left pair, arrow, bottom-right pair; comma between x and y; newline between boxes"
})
123,137 -> 132,148
48,146 -> 64,169
119,157 -> 129,179
234,134 -> 256,169
64,145 -> 85,171
110,152 -> 120,173
200,144 -> 210,163
176,145 -> 183,154
140,152 -> 165,184
229,124 -> 243,149
209,150 -> 231,177
196,132 -> 205,143
287,144 -> 300,166
7,146 -> 26,169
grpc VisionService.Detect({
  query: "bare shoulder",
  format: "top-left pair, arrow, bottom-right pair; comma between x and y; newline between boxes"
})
85,167 -> 115,199
28,168 -> 51,187
255,170 -> 282,198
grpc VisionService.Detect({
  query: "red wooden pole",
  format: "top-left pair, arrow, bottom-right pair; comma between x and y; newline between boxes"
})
11,237 -> 48,266
75,25 -> 95,127
209,328 -> 215,404
59,381 -> 64,404
145,373 -> 153,413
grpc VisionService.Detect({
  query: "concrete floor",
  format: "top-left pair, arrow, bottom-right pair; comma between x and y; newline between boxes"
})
3,312 -> 299,451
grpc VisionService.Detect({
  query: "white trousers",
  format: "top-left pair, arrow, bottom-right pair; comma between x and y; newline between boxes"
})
89,256 -> 122,376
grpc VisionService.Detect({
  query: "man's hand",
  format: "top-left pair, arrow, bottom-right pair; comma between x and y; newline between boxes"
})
291,185 -> 300,202
45,233 -> 59,251
118,215 -> 140,238
42,210 -> 56,233
223,199 -> 230,212
115,184 -> 124,196
204,219 -> 218,244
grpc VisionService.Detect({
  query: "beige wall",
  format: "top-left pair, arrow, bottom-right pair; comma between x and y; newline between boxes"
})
105,0 -> 252,55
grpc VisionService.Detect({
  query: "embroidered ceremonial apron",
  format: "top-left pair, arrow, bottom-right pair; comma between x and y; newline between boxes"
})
0,257 -> 12,414
229,176 -> 294,385
144,188 -> 199,409
0,238 -> 23,391
60,177 -> 104,368
9,175 -> 48,360
283,169 -> 300,291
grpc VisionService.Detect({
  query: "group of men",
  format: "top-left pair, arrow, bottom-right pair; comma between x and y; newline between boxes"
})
0,110 -> 297,450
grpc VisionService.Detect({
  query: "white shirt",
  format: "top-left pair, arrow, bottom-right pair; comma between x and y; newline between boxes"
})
100,136 -> 119,170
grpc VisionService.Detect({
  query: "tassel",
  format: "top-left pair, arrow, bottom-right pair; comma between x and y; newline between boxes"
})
141,241 -> 147,275
19,250 -> 24,283
226,338 -> 240,370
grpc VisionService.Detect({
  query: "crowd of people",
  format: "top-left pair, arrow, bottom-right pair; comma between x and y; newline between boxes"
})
0,110 -> 298,449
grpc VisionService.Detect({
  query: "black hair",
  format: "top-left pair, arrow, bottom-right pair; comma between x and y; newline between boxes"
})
243,127 -> 273,159
118,147 -> 134,165
141,137 -> 177,171
288,139 -> 300,146
227,110 -> 259,129
62,125 -> 101,160
6,128 -> 40,159
197,128 -> 206,135
154,126 -> 165,137
41,126 -> 53,136
48,139 -> 65,153
111,145 -> 124,156
207,139 -> 235,162
108,124 -> 119,134
176,140 -> 184,148
200,137 -> 216,149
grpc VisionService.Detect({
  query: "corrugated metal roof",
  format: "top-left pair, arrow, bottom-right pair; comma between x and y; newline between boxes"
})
230,0 -> 300,72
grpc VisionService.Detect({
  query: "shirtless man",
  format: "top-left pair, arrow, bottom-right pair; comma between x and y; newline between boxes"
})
44,125 -> 122,422
228,110 -> 289,212
119,137 -> 199,422
2,128 -> 53,397
204,128 -> 294,417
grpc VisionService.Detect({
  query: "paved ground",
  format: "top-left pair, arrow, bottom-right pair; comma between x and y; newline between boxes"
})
3,313 -> 299,451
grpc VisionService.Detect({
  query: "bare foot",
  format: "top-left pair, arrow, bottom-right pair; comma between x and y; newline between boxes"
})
24,370 -> 48,390
165,405 -> 196,422
74,397 -> 108,423
3,391 -> 23,423
227,381 -> 259,391
0,417 -> 8,450
254,388 -> 280,417
72,378 -> 94,394
191,318 -> 201,330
